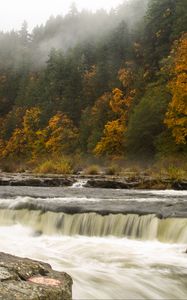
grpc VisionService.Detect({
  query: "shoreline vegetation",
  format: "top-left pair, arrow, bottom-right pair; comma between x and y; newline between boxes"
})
0,153 -> 187,190
0,166 -> 186,190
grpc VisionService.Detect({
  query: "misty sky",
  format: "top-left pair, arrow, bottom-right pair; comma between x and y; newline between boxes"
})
0,0 -> 124,32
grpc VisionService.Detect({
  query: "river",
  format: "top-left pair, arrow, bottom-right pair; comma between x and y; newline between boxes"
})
0,184 -> 186,299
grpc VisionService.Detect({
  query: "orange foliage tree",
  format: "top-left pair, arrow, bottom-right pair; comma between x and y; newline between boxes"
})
45,112 -> 79,155
2,128 -> 27,158
94,62 -> 136,156
94,119 -> 126,156
23,107 -> 46,159
164,33 -> 187,144
0,107 -> 79,160
0,107 -> 44,160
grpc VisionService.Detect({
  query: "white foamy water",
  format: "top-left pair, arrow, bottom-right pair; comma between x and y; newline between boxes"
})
0,225 -> 186,299
72,180 -> 88,188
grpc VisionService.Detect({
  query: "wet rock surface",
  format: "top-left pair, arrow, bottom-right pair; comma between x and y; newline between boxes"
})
84,179 -> 138,189
0,173 -> 186,190
84,177 -> 187,190
0,174 -> 75,187
0,252 -> 72,300
172,181 -> 187,190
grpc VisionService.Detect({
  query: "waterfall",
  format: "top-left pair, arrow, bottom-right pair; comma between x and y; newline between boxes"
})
0,209 -> 186,243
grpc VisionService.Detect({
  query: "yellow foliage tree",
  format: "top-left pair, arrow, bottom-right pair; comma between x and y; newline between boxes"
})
110,88 -> 134,117
94,63 -> 136,156
165,33 -> 187,144
46,112 -> 78,155
2,128 -> 27,158
94,119 -> 126,156
118,65 -> 133,89
23,107 -> 46,159
1,107 -> 44,160
23,107 -> 41,138
0,108 -> 79,160
0,139 -> 6,159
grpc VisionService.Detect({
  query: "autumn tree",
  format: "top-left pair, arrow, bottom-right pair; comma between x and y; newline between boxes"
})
23,107 -> 41,141
94,63 -> 136,156
93,88 -> 129,156
0,138 -> 6,159
0,107 -> 47,160
23,107 -> 47,160
79,92 -> 115,152
2,128 -> 27,159
0,107 -> 25,141
164,33 -> 187,144
94,119 -> 126,156
45,112 -> 79,155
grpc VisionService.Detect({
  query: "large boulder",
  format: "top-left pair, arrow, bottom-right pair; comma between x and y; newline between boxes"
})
0,252 -> 72,300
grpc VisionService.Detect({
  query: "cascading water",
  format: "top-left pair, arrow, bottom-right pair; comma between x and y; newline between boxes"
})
72,179 -> 88,188
0,209 -> 187,243
0,187 -> 186,299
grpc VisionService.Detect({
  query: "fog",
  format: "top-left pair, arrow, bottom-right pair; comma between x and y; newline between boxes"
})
0,0 -> 149,69
0,0 -> 123,32
38,1 -> 148,62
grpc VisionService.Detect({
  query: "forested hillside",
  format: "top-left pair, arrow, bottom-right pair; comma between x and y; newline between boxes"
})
0,0 -> 186,172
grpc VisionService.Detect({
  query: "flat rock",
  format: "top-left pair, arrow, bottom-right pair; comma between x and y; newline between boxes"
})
0,252 -> 72,300
0,175 -> 75,187
0,173 -> 186,190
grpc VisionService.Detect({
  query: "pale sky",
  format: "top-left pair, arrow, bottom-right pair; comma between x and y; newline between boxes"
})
0,0 -> 124,32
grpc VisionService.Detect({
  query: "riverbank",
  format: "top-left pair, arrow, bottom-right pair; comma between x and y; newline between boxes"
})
0,172 -> 186,190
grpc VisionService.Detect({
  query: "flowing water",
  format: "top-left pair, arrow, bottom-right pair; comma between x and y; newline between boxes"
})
0,184 -> 186,299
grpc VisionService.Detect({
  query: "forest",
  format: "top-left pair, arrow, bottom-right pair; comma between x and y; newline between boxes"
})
0,0 -> 186,174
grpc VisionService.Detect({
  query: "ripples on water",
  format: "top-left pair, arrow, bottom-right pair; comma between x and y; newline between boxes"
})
0,187 -> 186,299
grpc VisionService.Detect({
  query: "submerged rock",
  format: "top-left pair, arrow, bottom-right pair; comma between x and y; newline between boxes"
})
0,252 -> 72,300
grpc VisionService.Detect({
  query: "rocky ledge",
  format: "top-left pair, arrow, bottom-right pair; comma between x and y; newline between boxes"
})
0,252 -> 72,300
0,174 -> 75,187
0,173 -> 186,190
84,178 -> 187,190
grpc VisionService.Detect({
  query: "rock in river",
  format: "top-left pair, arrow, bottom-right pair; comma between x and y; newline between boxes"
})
0,252 -> 72,300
